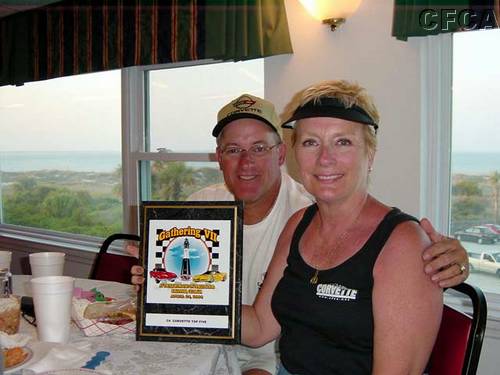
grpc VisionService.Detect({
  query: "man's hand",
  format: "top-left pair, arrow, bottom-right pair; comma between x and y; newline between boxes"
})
420,218 -> 469,288
126,244 -> 139,258
131,265 -> 145,291
127,245 -> 144,290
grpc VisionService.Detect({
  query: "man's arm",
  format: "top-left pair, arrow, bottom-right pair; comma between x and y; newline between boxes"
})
420,218 -> 469,288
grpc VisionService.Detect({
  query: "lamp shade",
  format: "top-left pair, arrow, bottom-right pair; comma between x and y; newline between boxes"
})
298,0 -> 363,21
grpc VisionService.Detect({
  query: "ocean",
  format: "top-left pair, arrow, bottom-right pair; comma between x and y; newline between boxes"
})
0,151 -> 121,173
451,152 -> 500,175
0,151 -> 499,175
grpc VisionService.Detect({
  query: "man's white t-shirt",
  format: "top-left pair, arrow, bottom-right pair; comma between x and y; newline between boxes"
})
189,172 -> 313,374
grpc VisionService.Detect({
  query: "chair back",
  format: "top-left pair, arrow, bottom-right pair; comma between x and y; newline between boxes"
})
90,233 -> 140,284
427,282 -> 487,375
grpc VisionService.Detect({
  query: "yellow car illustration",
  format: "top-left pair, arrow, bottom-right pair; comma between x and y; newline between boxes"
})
192,270 -> 227,283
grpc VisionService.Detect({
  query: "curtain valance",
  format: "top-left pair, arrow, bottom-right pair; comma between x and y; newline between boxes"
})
0,0 -> 292,86
392,0 -> 499,41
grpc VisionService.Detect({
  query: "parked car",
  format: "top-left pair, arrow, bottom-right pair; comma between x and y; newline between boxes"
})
468,251 -> 500,276
480,225 -> 500,241
484,223 -> 500,235
192,270 -> 227,283
454,226 -> 497,244
149,267 -> 177,283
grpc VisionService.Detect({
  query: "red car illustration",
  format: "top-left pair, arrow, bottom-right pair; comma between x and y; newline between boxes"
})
149,267 -> 177,283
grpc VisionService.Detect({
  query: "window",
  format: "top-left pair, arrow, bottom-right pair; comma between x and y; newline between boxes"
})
0,59 -> 264,246
0,70 -> 123,238
451,29 -> 500,294
147,61 -> 264,153
129,60 -> 264,207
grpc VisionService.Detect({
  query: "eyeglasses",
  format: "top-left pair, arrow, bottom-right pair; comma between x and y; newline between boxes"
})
220,143 -> 281,159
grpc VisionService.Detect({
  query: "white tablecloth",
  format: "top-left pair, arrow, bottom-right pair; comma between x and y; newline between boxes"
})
12,275 -> 241,375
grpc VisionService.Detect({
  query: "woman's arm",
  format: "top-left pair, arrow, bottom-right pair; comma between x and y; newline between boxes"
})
242,210 -> 304,348
372,221 -> 443,375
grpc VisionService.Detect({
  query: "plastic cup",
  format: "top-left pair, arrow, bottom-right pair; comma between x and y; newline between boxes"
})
0,251 -> 12,270
29,252 -> 65,277
30,276 -> 74,343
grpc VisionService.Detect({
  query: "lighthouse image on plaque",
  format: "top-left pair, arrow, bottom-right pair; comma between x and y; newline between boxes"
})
180,238 -> 192,280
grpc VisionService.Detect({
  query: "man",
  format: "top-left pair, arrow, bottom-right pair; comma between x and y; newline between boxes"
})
132,93 -> 469,375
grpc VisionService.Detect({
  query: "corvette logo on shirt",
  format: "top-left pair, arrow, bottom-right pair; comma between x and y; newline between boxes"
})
316,283 -> 358,301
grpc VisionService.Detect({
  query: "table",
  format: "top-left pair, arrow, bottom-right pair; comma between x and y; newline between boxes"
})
12,275 -> 241,375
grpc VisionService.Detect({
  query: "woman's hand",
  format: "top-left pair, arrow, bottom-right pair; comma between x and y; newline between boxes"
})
420,218 -> 469,288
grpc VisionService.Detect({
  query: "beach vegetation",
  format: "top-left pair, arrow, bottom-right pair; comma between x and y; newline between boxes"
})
0,161 -> 221,238
451,171 -> 500,233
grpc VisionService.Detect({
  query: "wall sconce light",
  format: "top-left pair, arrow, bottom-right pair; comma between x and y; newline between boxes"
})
298,0 -> 363,31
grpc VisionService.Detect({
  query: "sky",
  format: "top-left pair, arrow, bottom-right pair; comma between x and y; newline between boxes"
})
0,69 -> 122,152
0,29 -> 499,153
452,28 -> 500,153
0,60 -> 263,153
148,60 -> 263,153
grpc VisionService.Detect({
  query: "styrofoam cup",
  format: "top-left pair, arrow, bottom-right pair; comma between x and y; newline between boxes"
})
0,251 -> 12,270
29,252 -> 65,277
31,276 -> 75,343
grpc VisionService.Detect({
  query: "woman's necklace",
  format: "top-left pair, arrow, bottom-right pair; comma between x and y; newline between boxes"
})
309,229 -> 352,284
309,199 -> 367,285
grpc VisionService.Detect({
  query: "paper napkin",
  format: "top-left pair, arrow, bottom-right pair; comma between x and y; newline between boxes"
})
0,331 -> 32,348
24,341 -> 93,374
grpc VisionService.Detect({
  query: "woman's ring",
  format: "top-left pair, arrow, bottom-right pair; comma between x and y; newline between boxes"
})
458,263 -> 467,274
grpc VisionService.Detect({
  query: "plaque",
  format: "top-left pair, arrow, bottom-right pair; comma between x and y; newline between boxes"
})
137,201 -> 243,344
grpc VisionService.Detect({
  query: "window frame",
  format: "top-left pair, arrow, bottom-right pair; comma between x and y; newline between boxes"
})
0,59 -> 223,251
422,33 -> 500,334
121,61 -> 222,234
419,33 -> 453,234
0,70 -> 125,252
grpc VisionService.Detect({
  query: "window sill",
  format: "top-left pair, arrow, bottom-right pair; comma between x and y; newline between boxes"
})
0,225 -> 137,260
0,225 -> 104,277
0,225 -> 102,254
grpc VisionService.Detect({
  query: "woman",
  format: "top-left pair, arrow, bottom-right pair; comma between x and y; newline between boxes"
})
242,80 -> 443,374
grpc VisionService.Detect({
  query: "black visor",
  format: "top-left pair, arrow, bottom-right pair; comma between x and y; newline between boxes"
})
281,97 -> 378,132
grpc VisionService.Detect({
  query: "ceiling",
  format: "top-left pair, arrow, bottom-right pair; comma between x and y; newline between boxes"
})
0,1 -> 60,19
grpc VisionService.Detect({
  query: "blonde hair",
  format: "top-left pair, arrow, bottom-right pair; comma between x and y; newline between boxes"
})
282,80 -> 378,156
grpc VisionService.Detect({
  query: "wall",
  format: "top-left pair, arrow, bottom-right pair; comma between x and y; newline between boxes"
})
266,0 -> 422,216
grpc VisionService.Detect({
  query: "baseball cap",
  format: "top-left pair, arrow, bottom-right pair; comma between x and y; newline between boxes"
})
212,94 -> 280,137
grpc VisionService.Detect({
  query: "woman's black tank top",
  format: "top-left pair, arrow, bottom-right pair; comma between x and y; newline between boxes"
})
271,204 -> 418,374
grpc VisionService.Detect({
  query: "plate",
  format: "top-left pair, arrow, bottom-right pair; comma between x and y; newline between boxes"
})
5,346 -> 33,373
37,370 -> 105,375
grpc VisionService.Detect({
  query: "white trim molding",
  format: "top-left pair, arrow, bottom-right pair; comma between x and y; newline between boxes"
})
420,34 -> 500,343
419,33 -> 453,234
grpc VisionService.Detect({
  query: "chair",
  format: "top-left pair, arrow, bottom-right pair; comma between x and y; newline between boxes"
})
427,282 -> 487,375
89,233 -> 140,284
